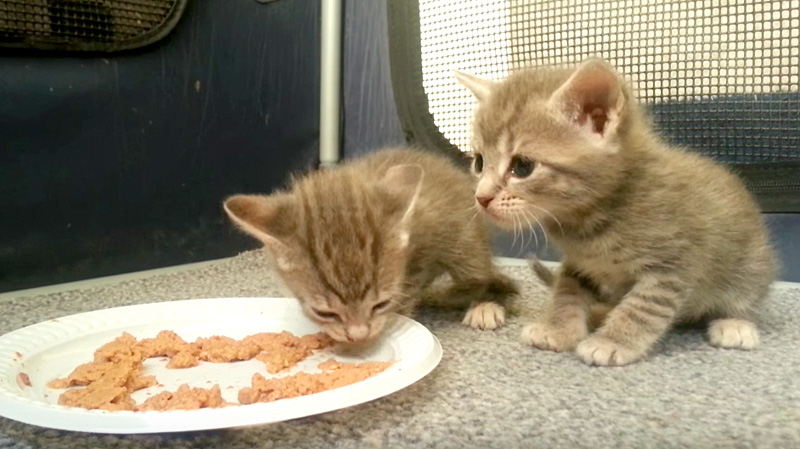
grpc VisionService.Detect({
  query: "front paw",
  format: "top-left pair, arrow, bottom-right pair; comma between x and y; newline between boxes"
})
575,335 -> 644,366
462,302 -> 505,330
708,318 -> 760,350
521,321 -> 587,352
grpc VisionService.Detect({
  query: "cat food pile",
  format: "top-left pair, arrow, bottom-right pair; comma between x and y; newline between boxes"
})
47,330 -> 392,412
239,360 -> 394,404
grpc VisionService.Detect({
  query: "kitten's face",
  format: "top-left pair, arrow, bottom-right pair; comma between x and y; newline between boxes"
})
224,165 -> 422,344
455,60 -> 629,231
269,221 -> 410,345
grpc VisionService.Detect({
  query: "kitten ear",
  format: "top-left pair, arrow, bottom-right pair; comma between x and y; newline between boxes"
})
547,58 -> 626,144
379,164 -> 424,229
223,194 -> 296,246
454,70 -> 495,102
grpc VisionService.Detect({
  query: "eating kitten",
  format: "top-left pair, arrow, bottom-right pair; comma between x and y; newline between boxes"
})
455,58 -> 777,366
224,148 -> 518,344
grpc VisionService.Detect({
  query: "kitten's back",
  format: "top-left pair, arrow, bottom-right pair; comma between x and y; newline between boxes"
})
637,145 -> 776,318
343,148 -> 480,234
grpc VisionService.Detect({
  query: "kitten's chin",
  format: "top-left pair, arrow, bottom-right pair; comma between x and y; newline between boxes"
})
481,209 -> 516,230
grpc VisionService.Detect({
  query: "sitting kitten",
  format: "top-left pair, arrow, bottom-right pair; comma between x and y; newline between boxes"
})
224,148 -> 518,344
455,59 -> 777,366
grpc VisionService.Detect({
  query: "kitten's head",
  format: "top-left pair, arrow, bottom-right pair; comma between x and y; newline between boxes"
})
454,58 -> 643,231
223,164 -> 423,344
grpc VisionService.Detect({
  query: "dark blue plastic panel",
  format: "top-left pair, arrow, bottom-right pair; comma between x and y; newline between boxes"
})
0,0 -> 321,292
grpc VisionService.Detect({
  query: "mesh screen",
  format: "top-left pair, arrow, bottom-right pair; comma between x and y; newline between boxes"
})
0,0 -> 181,50
419,0 -> 800,164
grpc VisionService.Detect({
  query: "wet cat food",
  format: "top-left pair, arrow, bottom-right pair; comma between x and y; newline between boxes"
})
47,330 -> 391,412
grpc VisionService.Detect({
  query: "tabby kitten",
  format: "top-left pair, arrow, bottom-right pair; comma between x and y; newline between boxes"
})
455,59 -> 776,366
224,148 -> 517,344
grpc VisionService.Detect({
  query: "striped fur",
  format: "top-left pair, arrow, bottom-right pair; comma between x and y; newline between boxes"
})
224,148 -> 518,344
457,59 -> 777,366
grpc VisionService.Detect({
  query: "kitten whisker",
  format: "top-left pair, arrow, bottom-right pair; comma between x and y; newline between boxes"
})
391,288 -> 416,298
391,291 -> 413,300
531,205 -> 563,236
520,210 -> 539,251
510,213 -> 520,253
468,210 -> 481,226
514,212 -> 525,255
523,209 -> 548,251
386,291 -> 414,308
465,203 -> 483,226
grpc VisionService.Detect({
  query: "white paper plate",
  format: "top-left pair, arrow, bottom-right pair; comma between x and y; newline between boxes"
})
0,297 -> 442,434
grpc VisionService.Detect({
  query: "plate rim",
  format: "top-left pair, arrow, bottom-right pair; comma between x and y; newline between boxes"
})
0,297 -> 443,434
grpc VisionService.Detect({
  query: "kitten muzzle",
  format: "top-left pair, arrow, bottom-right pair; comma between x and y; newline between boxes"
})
345,324 -> 371,343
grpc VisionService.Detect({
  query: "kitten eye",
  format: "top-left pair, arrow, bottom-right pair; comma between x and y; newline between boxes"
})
371,300 -> 392,315
312,308 -> 340,321
473,153 -> 484,174
510,156 -> 534,178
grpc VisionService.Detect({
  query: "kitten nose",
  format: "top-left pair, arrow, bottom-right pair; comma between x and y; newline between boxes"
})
346,325 -> 370,343
476,195 -> 494,208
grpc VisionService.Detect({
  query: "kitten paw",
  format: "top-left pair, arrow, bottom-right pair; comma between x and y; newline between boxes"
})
575,335 -> 644,366
521,321 -> 586,352
708,319 -> 760,349
462,302 -> 505,330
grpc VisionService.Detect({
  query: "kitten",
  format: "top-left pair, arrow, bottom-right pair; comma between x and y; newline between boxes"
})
224,148 -> 518,344
455,59 -> 777,366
